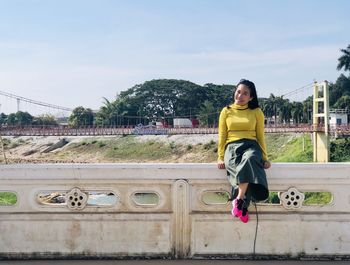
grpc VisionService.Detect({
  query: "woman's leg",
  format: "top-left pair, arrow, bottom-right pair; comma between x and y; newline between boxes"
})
237,182 -> 248,200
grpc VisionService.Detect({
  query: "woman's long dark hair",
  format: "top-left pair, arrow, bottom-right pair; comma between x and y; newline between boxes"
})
230,79 -> 260,109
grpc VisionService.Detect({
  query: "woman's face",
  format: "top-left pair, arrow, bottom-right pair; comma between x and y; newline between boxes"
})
234,84 -> 253,105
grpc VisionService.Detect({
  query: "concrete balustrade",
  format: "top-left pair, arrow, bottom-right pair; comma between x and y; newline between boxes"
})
0,163 -> 349,260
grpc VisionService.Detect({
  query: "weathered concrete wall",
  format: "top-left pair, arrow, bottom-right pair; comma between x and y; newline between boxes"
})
0,163 -> 349,259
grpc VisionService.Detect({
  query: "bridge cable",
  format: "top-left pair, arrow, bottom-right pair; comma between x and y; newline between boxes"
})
280,82 -> 314,99
0,90 -> 73,112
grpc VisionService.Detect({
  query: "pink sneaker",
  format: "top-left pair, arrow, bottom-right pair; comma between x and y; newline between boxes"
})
231,198 -> 243,217
231,198 -> 249,223
240,207 -> 249,223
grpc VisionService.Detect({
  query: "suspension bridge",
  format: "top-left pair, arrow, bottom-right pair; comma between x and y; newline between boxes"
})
0,82 -> 349,136
0,90 -> 73,117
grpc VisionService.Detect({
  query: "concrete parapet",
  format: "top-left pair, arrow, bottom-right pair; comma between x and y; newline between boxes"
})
0,163 -> 349,260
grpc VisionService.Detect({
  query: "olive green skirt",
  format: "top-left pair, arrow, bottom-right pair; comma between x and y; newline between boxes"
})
224,139 -> 269,205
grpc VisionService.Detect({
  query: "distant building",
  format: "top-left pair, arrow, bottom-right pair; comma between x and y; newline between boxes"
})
329,109 -> 348,125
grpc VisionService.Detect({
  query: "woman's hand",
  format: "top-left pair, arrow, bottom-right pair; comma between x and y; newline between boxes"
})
263,161 -> 271,169
217,160 -> 225,169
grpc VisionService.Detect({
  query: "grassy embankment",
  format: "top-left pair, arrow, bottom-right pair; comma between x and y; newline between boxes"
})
65,133 -> 317,163
49,136 -> 219,163
1,132 -> 348,163
266,133 -> 313,162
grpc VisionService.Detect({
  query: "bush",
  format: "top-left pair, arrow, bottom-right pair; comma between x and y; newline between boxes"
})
204,140 -> 216,150
97,141 -> 106,148
330,138 -> 350,162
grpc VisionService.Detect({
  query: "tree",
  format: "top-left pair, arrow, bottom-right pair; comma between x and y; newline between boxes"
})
197,100 -> 217,127
0,113 -> 7,125
103,79 -> 235,126
279,100 -> 292,124
95,98 -> 119,126
68,107 -> 94,127
329,74 -> 350,108
334,95 -> 350,109
6,113 -> 17,125
291,102 -> 303,124
260,97 -> 274,123
96,96 -> 141,126
337,44 -> 350,72
16,111 -> 33,125
262,94 -> 285,124
302,96 -> 313,123
5,111 -> 33,126
32,114 -> 58,126
203,83 -> 234,111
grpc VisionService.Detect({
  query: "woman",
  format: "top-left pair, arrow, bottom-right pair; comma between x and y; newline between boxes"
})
217,79 -> 271,223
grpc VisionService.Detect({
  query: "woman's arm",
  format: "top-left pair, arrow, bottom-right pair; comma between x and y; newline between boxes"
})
256,108 -> 268,162
217,108 -> 228,169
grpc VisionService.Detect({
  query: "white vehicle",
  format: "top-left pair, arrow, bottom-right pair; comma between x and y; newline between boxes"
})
173,118 -> 193,128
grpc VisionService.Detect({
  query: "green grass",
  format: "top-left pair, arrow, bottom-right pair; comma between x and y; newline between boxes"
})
267,133 -> 313,162
100,136 -> 219,162
266,192 -> 281,204
267,133 -> 350,163
104,136 -> 181,161
266,191 -> 332,205
304,192 -> 332,205
0,192 -> 17,205
265,133 -> 296,160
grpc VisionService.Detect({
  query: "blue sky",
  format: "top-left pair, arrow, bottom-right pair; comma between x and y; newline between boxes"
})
0,0 -> 349,115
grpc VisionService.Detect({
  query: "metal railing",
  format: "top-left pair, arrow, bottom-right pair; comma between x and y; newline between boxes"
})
2,124 -> 350,136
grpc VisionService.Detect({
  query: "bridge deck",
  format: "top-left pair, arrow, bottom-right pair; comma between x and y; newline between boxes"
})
1,124 -> 350,136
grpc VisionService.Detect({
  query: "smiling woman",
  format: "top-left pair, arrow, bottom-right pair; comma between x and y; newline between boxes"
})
217,79 -> 270,223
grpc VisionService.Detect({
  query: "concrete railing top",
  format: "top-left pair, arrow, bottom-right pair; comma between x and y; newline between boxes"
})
1,162 -> 350,180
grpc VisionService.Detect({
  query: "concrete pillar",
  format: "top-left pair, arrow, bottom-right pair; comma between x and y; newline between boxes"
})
313,81 -> 329,162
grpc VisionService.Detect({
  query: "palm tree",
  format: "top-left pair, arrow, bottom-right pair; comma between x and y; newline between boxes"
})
268,94 -> 285,125
96,98 -> 120,126
337,45 -> 350,72
302,96 -> 313,124
282,101 -> 293,124
291,102 -> 303,124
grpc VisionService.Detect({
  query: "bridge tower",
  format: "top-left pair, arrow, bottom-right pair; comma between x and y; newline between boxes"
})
17,98 -> 20,112
313,80 -> 329,162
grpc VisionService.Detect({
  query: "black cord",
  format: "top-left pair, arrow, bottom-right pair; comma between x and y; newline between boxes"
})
253,199 -> 258,259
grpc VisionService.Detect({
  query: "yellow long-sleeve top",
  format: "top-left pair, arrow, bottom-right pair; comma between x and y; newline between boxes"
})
218,103 -> 268,162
